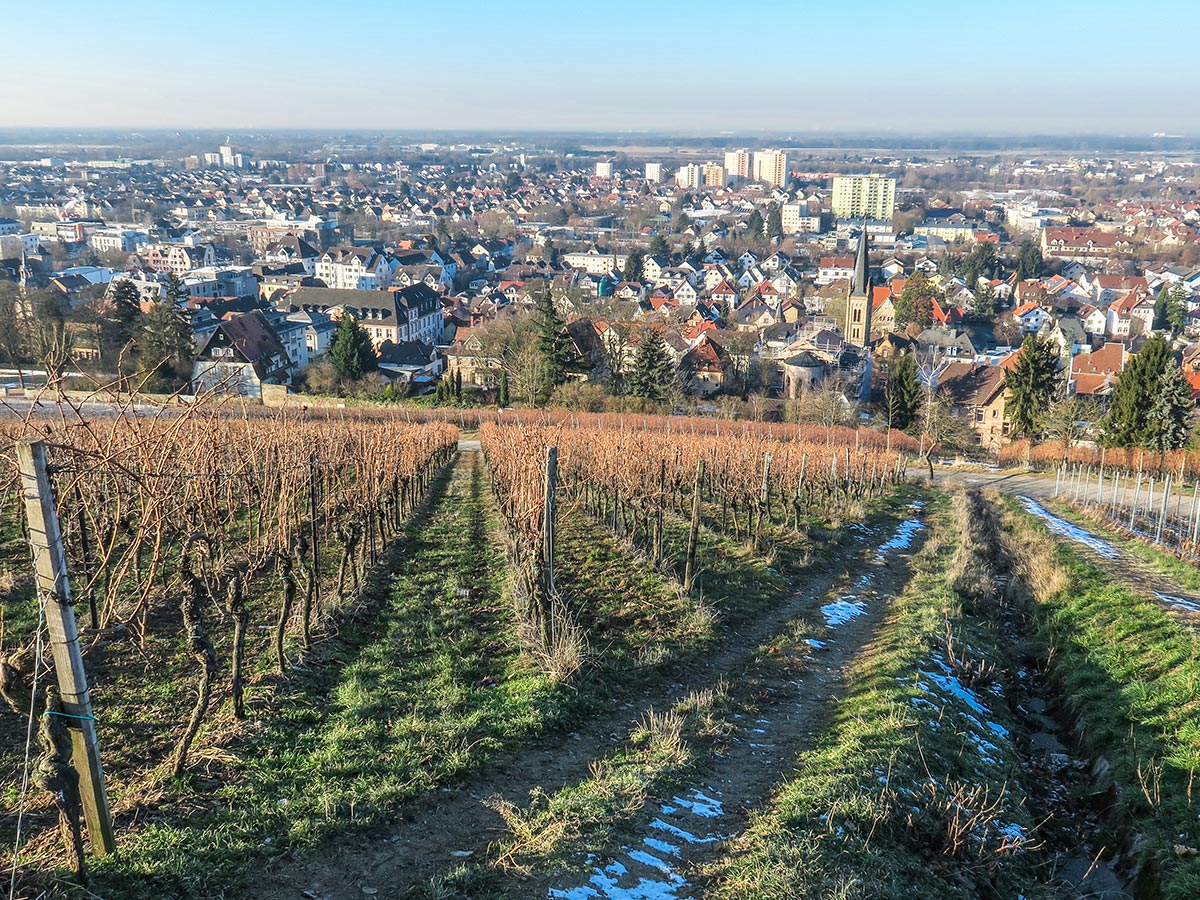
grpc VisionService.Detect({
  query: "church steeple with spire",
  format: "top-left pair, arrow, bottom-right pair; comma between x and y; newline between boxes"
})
845,225 -> 872,347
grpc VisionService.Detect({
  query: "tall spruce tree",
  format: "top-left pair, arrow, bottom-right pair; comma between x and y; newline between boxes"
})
623,248 -> 645,281
744,209 -> 764,239
626,329 -> 673,401
1006,335 -> 1060,438
329,314 -> 377,380
895,271 -> 936,330
1102,335 -> 1171,447
1015,241 -> 1043,281
765,203 -> 783,242
534,291 -> 570,405
1149,361 -> 1194,451
137,300 -> 194,389
886,351 -> 921,431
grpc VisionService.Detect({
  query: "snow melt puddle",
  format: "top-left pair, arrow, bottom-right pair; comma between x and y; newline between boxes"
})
1017,496 -> 1118,559
549,788 -> 727,899
1156,592 -> 1200,614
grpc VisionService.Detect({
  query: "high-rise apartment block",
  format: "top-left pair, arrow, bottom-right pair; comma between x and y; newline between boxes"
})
675,164 -> 702,189
723,149 -> 752,181
702,163 -> 726,187
753,150 -> 788,187
832,174 -> 897,221
595,161 -> 614,178
644,162 -> 663,182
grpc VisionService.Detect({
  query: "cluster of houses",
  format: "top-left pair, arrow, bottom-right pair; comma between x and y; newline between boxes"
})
3,146 -> 1200,447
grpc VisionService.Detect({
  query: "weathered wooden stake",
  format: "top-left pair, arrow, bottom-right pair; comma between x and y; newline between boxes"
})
684,460 -> 704,593
16,438 -> 116,857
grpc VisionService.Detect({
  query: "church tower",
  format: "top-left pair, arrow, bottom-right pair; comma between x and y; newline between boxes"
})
845,226 -> 872,347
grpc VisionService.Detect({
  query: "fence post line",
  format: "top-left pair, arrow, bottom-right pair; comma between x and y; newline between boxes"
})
1130,472 -> 1142,531
1191,481 -> 1200,546
1157,474 -> 1172,544
15,438 -> 116,857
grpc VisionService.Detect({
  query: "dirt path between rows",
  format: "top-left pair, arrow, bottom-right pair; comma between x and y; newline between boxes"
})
249,503 -> 928,900
533,507 -> 930,900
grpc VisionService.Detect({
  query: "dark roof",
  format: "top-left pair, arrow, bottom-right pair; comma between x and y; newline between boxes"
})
938,362 -> 1006,407
198,310 -> 290,381
377,340 -> 435,367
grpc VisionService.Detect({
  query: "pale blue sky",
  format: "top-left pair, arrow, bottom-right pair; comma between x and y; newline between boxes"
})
1,0 -> 1194,134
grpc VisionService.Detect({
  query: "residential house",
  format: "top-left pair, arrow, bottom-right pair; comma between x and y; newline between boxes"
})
1069,341 -> 1125,398
1011,301 -> 1053,333
377,340 -> 442,387
817,256 -> 855,285
1105,288 -> 1154,339
192,310 -> 293,398
314,246 -> 393,291
938,362 -> 1011,450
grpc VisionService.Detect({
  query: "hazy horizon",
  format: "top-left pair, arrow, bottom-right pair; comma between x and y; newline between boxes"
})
3,0 -> 1196,136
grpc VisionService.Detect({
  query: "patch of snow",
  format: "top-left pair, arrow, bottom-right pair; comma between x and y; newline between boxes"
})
1017,496 -> 1117,559
997,822 -> 1027,843
642,837 -> 679,857
627,850 -> 673,873
821,597 -> 867,627
671,790 -> 724,818
647,819 -> 721,845
805,638 -> 827,649
874,518 -> 926,560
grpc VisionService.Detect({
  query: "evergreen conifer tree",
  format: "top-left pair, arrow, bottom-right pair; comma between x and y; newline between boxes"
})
1102,336 -> 1171,447
498,370 -> 509,407
886,352 -> 922,431
534,292 -> 570,405
1149,361 -> 1194,451
1006,335 -> 1060,438
329,314 -> 377,381
626,329 -> 673,401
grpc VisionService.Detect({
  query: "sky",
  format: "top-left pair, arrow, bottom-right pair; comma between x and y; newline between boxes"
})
1,0 -> 1195,136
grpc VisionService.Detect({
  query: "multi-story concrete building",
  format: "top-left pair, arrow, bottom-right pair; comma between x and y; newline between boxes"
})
644,162 -> 663,182
595,161 -> 614,179
675,164 -> 702,189
702,163 -> 726,188
781,204 -> 824,234
832,174 -> 897,221
723,149 -> 752,181
753,150 -> 788,187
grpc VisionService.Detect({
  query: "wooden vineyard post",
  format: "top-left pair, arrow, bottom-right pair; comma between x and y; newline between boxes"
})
1129,472 -> 1142,531
16,438 -> 116,857
1191,481 -> 1200,546
755,452 -> 771,549
540,446 -> 558,646
653,459 -> 666,566
307,452 -> 321,640
684,460 -> 704,593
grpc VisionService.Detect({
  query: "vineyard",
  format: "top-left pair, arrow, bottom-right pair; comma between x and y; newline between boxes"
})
2,400 -> 1197,899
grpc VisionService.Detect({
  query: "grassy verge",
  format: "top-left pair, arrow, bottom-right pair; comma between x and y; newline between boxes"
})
1001,495 -> 1200,899
710,492 -> 1049,900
